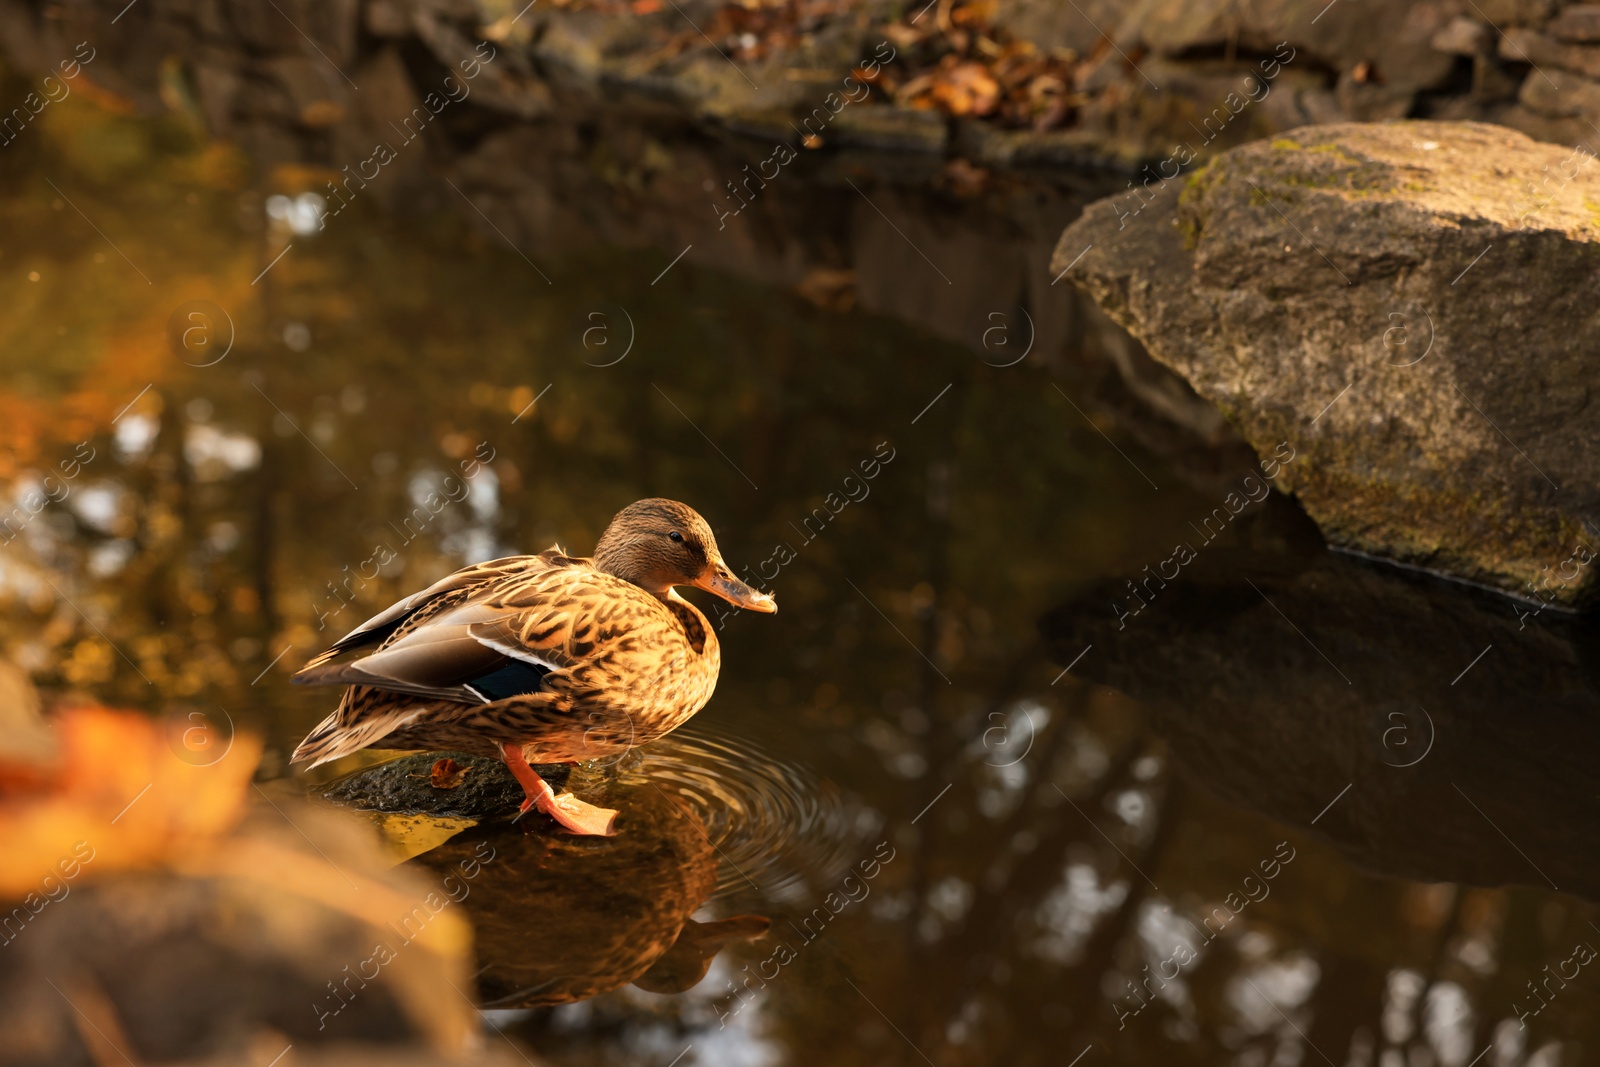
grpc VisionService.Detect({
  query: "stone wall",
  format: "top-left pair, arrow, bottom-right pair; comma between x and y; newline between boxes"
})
8,0 -> 1600,185
996,0 -> 1600,158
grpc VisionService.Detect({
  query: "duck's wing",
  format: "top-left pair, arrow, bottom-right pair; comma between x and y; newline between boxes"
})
297,553 -> 547,674
292,552 -> 598,706
292,602 -> 560,705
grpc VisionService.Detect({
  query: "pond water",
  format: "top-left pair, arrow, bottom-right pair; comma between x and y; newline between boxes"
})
4,70 -> 1600,1067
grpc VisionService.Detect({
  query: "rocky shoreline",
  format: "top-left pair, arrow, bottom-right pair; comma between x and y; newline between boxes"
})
8,0 -> 1599,197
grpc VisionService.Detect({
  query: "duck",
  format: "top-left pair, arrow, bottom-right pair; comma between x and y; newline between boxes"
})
289,498 -> 777,836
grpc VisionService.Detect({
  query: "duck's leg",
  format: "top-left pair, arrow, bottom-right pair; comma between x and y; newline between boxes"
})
500,742 -> 618,836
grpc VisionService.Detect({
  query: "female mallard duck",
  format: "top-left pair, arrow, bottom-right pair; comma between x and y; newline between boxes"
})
289,499 -> 776,836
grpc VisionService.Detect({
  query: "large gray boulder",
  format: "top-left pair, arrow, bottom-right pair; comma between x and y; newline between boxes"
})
1053,120 -> 1600,606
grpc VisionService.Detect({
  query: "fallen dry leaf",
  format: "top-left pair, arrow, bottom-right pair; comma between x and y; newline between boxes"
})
883,0 -> 1083,128
930,61 -> 1001,116
429,757 -> 470,790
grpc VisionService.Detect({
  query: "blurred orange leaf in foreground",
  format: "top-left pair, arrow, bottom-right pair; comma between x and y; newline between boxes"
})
0,703 -> 262,897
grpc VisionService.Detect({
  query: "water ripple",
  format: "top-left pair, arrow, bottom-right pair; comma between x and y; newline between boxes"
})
614,728 -> 873,905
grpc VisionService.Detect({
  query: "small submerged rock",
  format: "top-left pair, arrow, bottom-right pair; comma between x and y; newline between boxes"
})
322,752 -> 570,820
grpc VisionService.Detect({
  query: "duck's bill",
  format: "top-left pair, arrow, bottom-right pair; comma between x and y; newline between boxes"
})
699,567 -> 778,613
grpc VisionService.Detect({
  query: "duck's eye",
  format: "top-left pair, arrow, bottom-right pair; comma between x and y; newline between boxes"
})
668,530 -> 684,543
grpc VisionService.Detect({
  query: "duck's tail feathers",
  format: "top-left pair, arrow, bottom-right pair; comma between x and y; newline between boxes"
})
290,706 -> 413,769
290,710 -> 356,768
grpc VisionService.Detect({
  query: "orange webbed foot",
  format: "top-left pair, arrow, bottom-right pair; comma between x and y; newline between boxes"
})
538,791 -> 619,836
502,742 -> 617,835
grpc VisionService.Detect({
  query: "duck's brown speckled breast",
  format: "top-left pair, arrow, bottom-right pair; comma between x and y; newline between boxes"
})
492,564 -> 722,756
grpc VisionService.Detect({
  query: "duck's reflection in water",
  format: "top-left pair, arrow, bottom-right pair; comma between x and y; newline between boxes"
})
408,776 -> 770,1008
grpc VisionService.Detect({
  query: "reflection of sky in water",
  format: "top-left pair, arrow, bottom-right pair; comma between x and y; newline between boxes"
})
1034,864 -> 1128,965
545,959 -> 783,1067
114,413 -> 158,459
184,423 -> 261,479
265,192 -> 326,237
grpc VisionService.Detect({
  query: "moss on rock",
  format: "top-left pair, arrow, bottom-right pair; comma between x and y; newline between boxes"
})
1052,120 -> 1600,606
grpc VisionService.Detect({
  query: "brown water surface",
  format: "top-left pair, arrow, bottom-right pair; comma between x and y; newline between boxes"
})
3,76 -> 1598,1067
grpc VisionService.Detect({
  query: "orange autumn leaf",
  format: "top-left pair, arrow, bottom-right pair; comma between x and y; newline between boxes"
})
0,703 -> 261,897
0,704 -> 478,1054
950,0 -> 999,26
930,61 -> 1001,116
429,756 -> 469,790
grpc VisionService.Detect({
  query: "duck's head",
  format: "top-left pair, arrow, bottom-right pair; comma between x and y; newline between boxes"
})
594,498 -> 777,613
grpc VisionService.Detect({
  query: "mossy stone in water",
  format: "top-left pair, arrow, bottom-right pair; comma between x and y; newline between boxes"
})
322,752 -> 570,820
1054,121 -> 1600,606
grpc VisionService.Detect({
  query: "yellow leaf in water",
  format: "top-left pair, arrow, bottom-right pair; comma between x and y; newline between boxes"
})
374,812 -> 479,864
